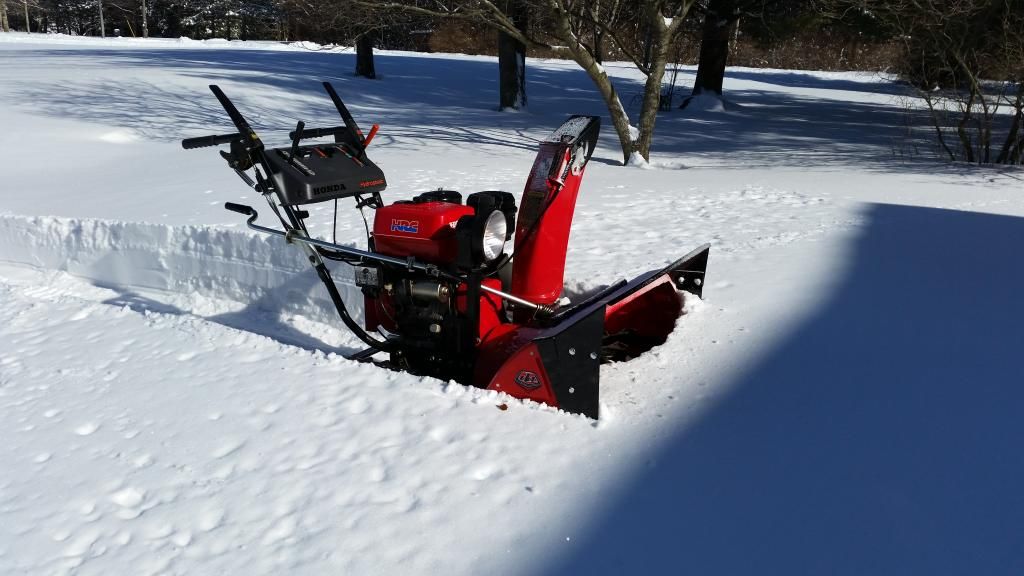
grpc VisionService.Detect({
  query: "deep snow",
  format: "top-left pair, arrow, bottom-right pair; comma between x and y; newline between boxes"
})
1,32 -> 1022,575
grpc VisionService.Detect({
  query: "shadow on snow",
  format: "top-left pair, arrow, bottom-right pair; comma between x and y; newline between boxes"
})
98,266 -> 360,356
7,46 -> 953,171
539,203 -> 1024,575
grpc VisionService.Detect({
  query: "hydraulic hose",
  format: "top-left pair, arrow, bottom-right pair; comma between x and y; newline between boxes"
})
313,262 -> 392,353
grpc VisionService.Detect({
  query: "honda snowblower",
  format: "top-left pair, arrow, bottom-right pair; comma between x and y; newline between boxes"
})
181,82 -> 709,419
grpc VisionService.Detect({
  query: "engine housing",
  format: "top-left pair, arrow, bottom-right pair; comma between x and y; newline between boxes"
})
373,200 -> 473,264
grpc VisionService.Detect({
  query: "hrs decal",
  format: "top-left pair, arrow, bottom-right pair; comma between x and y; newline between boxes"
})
391,219 -> 420,234
515,370 -> 541,390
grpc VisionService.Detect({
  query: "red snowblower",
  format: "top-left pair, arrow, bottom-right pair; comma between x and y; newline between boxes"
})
182,83 -> 709,418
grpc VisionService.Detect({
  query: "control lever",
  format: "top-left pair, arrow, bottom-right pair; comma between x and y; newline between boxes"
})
278,120 -> 315,176
335,144 -> 365,167
290,121 -> 305,158
364,124 -> 380,147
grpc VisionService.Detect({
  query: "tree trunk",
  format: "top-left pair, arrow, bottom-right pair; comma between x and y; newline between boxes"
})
957,91 -> 976,163
686,0 -> 736,102
498,2 -> 527,110
641,24 -> 653,71
23,0 -> 30,32
141,0 -> 147,37
588,0 -> 603,64
580,51 -> 634,164
498,31 -> 526,109
997,109 -> 1021,164
97,0 -> 105,37
356,33 -> 376,79
995,91 -> 1023,164
1,1 -> 10,32
635,35 -> 672,159
630,3 -> 688,161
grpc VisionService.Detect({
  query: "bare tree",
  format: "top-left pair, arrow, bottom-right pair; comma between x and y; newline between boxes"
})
834,0 -> 1023,165
356,0 -> 699,164
1,1 -> 10,31
277,0 -> 346,42
576,0 -> 699,162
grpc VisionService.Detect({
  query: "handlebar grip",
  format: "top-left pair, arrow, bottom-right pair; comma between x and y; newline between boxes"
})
224,202 -> 254,216
181,133 -> 238,149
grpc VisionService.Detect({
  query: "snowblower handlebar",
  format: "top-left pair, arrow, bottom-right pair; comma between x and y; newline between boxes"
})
182,133 -> 238,149
224,202 -> 255,216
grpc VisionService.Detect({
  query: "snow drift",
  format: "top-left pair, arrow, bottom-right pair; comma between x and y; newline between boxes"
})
0,214 -> 362,329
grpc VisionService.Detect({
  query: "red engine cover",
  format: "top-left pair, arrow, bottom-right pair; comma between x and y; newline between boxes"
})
373,201 -> 474,263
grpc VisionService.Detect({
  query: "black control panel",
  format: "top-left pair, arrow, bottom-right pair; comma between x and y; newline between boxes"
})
265,143 -> 387,205
182,82 -> 389,206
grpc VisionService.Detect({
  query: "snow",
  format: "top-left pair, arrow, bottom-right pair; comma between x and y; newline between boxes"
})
2,34 -> 1024,575
680,92 -> 733,112
626,151 -> 650,168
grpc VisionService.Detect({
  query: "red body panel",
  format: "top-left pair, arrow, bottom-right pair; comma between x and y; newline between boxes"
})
604,275 -> 683,345
373,201 -> 473,263
475,326 -> 559,408
457,278 -> 505,342
363,292 -> 395,333
509,144 -> 582,306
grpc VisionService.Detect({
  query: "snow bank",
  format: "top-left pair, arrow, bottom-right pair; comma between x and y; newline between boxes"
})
0,214 -> 361,327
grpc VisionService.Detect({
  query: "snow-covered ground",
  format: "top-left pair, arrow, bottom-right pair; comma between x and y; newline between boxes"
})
1,32 -> 1023,575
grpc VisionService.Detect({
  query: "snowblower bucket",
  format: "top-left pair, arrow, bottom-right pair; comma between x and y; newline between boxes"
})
602,242 -> 710,362
478,243 -> 710,419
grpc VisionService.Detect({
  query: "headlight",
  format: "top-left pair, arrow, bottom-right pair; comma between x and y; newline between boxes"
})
454,192 -> 517,271
480,210 -> 507,262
